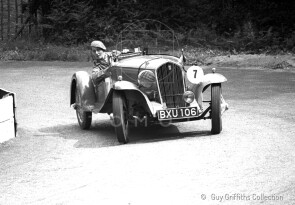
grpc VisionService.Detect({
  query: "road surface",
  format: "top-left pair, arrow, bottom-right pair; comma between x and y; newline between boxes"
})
0,61 -> 295,205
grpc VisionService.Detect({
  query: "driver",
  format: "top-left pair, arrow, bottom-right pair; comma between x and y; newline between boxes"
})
90,40 -> 120,85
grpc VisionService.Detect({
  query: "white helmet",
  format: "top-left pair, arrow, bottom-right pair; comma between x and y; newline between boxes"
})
90,40 -> 106,51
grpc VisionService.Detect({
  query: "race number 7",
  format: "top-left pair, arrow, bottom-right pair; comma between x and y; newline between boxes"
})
187,66 -> 204,84
193,70 -> 197,78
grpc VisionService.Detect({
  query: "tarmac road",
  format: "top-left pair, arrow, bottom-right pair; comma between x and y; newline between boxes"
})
0,61 -> 295,205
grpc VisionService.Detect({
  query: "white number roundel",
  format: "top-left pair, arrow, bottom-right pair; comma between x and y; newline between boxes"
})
186,66 -> 204,84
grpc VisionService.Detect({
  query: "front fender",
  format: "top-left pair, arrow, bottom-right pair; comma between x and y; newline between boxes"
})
70,71 -> 95,110
100,80 -> 156,115
190,72 -> 227,92
112,80 -> 139,90
189,72 -> 227,108
112,81 -> 152,110
187,66 -> 227,92
202,73 -> 227,87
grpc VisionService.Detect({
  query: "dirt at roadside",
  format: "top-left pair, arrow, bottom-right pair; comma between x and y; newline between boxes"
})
206,54 -> 295,71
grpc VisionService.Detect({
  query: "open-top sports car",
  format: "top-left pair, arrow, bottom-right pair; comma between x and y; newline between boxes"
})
70,23 -> 228,144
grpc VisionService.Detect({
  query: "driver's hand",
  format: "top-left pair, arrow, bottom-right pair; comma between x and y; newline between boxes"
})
112,50 -> 121,57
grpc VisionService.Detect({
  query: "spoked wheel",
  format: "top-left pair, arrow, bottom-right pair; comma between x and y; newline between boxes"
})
211,83 -> 222,134
113,91 -> 129,144
75,88 -> 92,130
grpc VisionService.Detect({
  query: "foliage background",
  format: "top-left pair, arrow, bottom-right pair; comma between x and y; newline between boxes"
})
1,0 -> 294,62
30,0 -> 294,52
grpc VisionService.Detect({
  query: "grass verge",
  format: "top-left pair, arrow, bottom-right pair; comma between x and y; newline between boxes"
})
0,40 -> 90,62
0,39 -> 294,71
0,40 -> 229,64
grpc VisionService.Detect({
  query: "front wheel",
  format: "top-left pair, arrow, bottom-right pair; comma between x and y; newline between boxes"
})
211,83 -> 222,134
76,88 -> 92,130
113,91 -> 129,144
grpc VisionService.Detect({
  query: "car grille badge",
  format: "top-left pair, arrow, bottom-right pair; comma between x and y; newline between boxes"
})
163,102 -> 167,109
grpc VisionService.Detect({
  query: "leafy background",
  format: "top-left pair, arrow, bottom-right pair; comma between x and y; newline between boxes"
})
1,0 -> 294,62
22,0 -> 295,51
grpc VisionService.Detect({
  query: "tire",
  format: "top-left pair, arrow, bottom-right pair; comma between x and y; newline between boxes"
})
211,83 -> 222,134
76,88 -> 92,130
113,91 -> 129,144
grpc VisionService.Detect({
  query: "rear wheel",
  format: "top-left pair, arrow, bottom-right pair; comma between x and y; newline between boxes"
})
113,91 -> 129,144
76,88 -> 92,129
211,83 -> 222,134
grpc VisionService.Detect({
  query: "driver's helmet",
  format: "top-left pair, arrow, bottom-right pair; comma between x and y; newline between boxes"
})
90,40 -> 106,51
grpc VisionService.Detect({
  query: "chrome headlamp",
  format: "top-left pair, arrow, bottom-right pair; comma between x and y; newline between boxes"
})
183,91 -> 195,103
138,70 -> 156,88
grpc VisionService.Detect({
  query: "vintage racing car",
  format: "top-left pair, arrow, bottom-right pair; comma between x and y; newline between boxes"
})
70,24 -> 228,144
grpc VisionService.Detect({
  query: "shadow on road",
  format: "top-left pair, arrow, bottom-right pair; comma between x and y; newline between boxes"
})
129,125 -> 211,144
38,120 -> 211,148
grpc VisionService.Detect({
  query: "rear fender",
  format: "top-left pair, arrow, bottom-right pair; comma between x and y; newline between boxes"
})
70,71 -> 95,110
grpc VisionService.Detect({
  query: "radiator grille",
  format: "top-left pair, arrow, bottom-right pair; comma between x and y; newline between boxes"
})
157,63 -> 185,108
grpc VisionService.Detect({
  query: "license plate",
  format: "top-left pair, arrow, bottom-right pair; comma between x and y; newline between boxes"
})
157,107 -> 199,120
